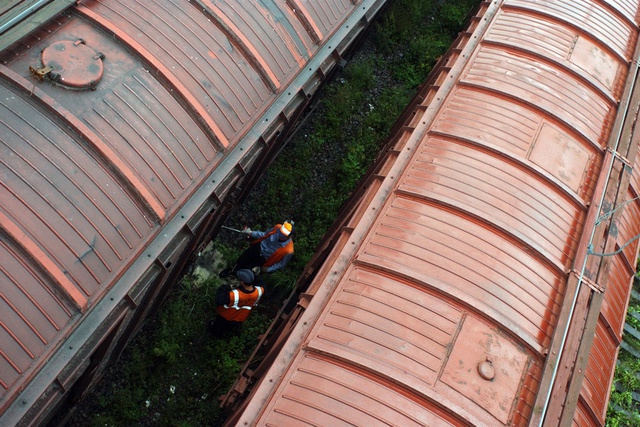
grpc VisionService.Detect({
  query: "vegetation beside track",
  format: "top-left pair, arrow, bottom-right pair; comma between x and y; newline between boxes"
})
607,275 -> 640,427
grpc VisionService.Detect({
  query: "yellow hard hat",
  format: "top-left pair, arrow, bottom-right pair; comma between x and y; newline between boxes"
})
280,221 -> 293,236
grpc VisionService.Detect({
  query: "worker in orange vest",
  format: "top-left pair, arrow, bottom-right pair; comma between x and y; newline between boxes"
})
219,220 -> 295,278
208,269 -> 264,337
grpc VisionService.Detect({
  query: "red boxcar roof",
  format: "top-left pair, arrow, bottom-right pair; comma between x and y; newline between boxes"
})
234,0 -> 640,425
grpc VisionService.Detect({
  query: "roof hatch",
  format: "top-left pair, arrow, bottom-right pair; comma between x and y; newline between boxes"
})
30,39 -> 104,90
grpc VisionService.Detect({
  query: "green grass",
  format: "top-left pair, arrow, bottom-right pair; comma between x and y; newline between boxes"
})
89,276 -> 272,426
607,276 -> 640,427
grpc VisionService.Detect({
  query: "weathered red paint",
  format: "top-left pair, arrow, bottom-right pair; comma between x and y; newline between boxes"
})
228,1 -> 640,426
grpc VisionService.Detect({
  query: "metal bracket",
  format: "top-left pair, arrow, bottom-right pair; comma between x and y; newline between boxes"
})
572,270 -> 604,293
29,65 -> 53,80
606,147 -> 631,167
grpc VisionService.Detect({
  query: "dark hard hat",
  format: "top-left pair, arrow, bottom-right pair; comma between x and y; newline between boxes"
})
236,269 -> 254,284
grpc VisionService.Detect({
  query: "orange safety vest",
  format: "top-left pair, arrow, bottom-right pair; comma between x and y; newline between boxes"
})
251,224 -> 294,268
217,286 -> 264,323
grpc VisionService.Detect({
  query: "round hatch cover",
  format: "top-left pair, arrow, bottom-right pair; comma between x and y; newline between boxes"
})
41,40 -> 104,90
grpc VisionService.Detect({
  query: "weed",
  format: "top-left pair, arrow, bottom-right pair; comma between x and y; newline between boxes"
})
85,275 -> 271,425
628,305 -> 640,329
152,340 -> 179,364
607,274 -> 640,426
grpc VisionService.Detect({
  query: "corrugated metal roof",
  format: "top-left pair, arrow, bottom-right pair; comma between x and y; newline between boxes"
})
262,353 -> 462,427
359,194 -> 565,351
310,267 -> 464,386
508,0 -> 638,59
235,0 -> 640,425
1,75 -> 157,292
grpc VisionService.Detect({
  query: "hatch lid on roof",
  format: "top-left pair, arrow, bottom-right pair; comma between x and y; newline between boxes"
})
38,39 -> 104,90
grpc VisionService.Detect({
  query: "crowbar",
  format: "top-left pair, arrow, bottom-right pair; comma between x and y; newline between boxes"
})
222,225 -> 247,233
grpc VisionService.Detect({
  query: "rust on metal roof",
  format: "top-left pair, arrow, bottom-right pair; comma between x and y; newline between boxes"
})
262,353 -> 463,427
507,0 -> 638,59
309,268 -> 464,387
234,0 -> 640,425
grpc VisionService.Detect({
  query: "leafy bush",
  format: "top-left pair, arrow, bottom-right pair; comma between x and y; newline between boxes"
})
607,354 -> 640,426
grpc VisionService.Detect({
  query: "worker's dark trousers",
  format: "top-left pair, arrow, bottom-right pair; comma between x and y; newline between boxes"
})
234,243 -> 266,272
207,314 -> 241,338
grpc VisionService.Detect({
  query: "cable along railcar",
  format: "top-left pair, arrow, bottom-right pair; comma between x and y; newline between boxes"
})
0,0 -> 390,425
222,0 -> 640,425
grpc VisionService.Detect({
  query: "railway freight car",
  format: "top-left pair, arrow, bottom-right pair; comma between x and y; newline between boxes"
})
0,0 -> 391,425
221,0 -> 640,425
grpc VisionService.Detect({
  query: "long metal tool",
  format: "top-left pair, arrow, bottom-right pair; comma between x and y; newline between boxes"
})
222,225 -> 246,233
